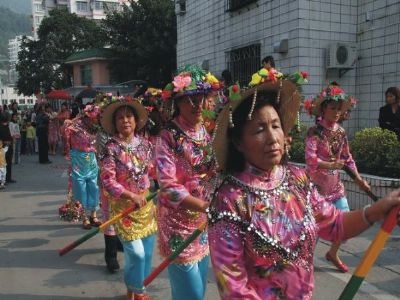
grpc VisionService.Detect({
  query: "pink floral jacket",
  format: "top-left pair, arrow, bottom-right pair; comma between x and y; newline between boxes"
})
305,120 -> 357,202
63,117 -> 97,156
208,164 -> 344,300
155,116 -> 216,264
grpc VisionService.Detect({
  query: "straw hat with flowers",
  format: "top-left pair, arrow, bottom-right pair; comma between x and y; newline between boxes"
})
100,96 -> 148,135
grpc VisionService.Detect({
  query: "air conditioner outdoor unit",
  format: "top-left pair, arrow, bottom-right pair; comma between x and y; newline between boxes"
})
326,43 -> 357,69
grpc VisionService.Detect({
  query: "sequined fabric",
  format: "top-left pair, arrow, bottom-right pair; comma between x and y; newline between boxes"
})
110,197 -> 157,241
64,117 -> 97,155
305,119 -> 357,202
208,164 -> 344,300
155,116 -> 217,264
100,135 -> 157,241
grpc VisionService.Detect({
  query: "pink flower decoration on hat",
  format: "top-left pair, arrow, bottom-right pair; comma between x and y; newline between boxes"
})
84,104 -> 100,119
172,74 -> 192,92
330,86 -> 344,96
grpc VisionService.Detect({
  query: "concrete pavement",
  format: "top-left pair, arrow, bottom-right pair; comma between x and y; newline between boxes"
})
0,154 -> 399,299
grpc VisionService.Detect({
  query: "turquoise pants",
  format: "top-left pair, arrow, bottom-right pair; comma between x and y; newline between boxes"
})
167,255 -> 209,300
120,234 -> 156,294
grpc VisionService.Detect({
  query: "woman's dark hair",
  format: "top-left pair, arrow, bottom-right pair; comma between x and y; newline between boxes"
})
261,56 -> 275,68
385,87 -> 400,103
226,90 -> 279,173
112,105 -> 139,133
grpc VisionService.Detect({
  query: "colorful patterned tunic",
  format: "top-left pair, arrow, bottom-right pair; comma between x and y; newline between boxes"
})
155,116 -> 216,264
63,117 -> 97,155
100,135 -> 157,241
305,119 -> 357,202
208,164 -> 344,300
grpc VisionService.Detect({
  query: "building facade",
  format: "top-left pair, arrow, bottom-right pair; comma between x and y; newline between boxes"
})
31,0 -> 130,38
175,0 -> 400,135
0,85 -> 36,110
8,35 -> 34,84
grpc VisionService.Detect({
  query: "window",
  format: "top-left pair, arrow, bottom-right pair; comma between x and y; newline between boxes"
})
80,64 -> 92,85
35,4 -> 43,12
94,1 -> 103,10
226,44 -> 261,87
28,99 -> 34,104
76,1 -> 88,12
2,100 -> 7,105
35,16 -> 42,25
226,0 -> 257,12
1,89 -> 3,94
19,99 -> 26,104
177,0 -> 186,15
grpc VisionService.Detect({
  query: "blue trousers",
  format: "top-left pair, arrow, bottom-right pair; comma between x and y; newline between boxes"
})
120,234 -> 156,294
168,255 -> 209,300
70,149 -> 99,212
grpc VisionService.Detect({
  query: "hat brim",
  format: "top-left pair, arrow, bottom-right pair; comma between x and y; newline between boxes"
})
100,101 -> 148,135
213,80 -> 300,172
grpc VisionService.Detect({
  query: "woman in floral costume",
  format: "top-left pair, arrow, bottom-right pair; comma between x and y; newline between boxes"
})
99,98 -> 156,300
208,80 -> 400,299
304,86 -> 371,272
64,105 -> 101,229
155,65 -> 220,300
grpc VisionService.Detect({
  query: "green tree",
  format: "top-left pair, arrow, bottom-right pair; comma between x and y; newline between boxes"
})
16,8 -> 105,95
102,0 -> 176,87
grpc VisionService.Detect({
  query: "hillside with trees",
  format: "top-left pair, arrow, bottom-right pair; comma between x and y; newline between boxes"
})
0,6 -> 31,70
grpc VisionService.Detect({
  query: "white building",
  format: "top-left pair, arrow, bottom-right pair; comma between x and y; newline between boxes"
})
32,0 -> 130,38
175,0 -> 400,135
8,35 -> 34,83
0,84 -> 36,110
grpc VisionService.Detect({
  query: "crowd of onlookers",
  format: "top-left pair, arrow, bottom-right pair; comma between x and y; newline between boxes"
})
0,101 -> 72,189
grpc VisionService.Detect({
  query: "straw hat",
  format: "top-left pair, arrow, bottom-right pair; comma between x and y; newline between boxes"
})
100,99 -> 148,135
213,80 -> 301,171
303,86 -> 354,117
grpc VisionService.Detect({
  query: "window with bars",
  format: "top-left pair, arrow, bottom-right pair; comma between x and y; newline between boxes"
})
226,44 -> 261,87
226,0 -> 257,12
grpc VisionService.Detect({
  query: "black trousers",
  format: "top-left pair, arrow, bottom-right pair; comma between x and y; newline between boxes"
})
37,128 -> 49,163
5,144 -> 13,181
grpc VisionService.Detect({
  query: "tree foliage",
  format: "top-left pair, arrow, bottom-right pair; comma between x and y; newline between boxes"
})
102,0 -> 176,87
16,8 -> 105,95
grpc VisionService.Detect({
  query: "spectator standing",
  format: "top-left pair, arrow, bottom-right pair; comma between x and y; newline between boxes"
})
0,139 -> 8,189
36,105 -> 51,164
0,113 -> 15,183
26,121 -> 36,155
9,113 -> 21,164
378,87 -> 400,139
47,106 -> 59,155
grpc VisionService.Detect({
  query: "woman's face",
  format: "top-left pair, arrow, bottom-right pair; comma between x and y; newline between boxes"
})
386,92 -> 396,105
237,105 -> 285,171
176,94 -> 205,125
114,108 -> 136,138
322,101 -> 342,123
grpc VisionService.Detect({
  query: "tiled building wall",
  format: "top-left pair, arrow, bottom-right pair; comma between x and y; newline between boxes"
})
355,0 -> 400,130
176,0 -> 400,137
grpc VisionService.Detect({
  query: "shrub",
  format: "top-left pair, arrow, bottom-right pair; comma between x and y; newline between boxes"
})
350,127 -> 400,178
288,124 -> 308,163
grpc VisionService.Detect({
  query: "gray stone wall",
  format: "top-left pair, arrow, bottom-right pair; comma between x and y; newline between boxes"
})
176,0 -> 400,136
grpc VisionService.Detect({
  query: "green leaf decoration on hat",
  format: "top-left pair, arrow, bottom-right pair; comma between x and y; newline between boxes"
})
164,83 -> 174,91
202,109 -> 216,120
228,83 -> 241,101
176,64 -> 206,83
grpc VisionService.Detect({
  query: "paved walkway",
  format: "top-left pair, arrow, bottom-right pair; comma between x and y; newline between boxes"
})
0,154 -> 398,299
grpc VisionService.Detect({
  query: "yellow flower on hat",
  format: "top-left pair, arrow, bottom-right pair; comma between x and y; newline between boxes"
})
249,72 -> 263,86
258,68 -> 269,78
205,72 -> 219,85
